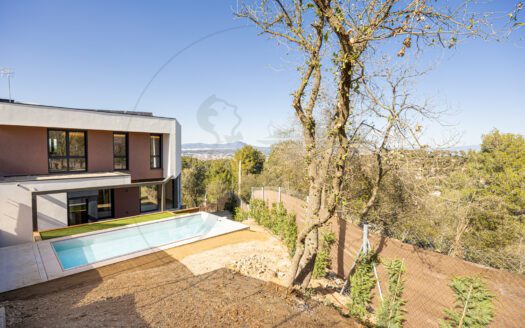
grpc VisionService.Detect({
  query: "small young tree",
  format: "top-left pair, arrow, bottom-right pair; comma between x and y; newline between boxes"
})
313,230 -> 336,278
348,252 -> 378,322
440,276 -> 494,328
182,163 -> 207,207
231,145 -> 266,176
376,259 -> 407,328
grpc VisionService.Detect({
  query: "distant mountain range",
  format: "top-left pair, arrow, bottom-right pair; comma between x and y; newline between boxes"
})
181,142 -> 480,160
182,141 -> 248,150
182,141 -> 270,159
443,145 -> 480,152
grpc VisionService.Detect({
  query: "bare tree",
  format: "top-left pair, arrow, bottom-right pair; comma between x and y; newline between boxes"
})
237,0 -> 522,289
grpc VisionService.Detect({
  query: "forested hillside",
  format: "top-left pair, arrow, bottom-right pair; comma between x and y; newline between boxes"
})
183,130 -> 525,273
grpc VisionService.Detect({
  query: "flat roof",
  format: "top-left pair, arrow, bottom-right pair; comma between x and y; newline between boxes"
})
0,171 -> 131,183
0,98 -> 175,120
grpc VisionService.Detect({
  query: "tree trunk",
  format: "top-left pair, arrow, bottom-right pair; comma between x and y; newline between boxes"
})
287,180 -> 323,287
299,228 -> 319,289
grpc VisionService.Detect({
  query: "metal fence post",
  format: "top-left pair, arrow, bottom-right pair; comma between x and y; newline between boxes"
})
278,187 -> 282,203
160,183 -> 166,211
362,223 -> 369,255
31,193 -> 38,232
262,187 -> 265,202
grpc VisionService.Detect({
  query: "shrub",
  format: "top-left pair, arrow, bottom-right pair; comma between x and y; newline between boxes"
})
240,199 -> 298,255
439,276 -> 494,328
347,252 -> 378,322
313,231 -> 336,278
223,193 -> 239,213
233,206 -> 250,222
376,259 -> 407,328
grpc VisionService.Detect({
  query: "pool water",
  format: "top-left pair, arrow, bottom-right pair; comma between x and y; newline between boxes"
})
52,213 -> 232,270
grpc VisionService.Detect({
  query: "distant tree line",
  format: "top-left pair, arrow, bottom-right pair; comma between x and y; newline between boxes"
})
182,130 -> 524,273
181,145 -> 266,210
245,130 -> 525,273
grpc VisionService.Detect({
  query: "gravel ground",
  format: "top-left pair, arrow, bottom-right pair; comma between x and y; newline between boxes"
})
0,220 -> 359,328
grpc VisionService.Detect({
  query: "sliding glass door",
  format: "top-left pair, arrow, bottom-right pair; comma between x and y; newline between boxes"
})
67,189 -> 113,226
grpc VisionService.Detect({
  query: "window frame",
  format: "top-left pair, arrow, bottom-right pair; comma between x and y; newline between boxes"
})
139,184 -> 161,213
150,134 -> 162,169
47,129 -> 87,173
66,188 -> 114,226
113,132 -> 129,171
96,189 -> 114,220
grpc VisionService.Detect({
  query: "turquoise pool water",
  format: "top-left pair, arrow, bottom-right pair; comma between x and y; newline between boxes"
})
52,214 -> 216,270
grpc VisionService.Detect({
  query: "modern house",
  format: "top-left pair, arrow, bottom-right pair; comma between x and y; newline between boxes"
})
0,99 -> 181,247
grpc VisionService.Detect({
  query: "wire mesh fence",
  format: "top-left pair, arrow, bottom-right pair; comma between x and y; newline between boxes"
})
250,187 -> 525,327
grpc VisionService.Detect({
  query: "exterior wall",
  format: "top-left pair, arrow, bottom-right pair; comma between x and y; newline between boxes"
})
0,103 -> 182,247
0,125 -> 48,176
0,174 -> 131,247
0,127 -> 166,180
87,130 -> 114,172
114,187 -> 140,218
0,102 -> 182,180
128,132 -> 163,181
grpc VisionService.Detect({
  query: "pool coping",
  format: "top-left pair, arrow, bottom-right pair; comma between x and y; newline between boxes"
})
1,212 -> 248,293
47,215 -> 207,271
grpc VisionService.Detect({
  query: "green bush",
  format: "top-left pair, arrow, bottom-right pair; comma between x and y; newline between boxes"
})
223,193 -> 239,213
233,206 -> 249,222
313,231 -> 336,278
376,259 -> 407,328
239,199 -> 298,255
347,252 -> 378,322
439,276 -> 494,328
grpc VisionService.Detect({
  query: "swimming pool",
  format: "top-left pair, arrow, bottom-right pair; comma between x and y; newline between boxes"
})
51,213 -> 246,270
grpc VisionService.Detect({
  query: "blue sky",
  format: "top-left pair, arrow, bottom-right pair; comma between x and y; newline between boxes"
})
0,0 -> 523,147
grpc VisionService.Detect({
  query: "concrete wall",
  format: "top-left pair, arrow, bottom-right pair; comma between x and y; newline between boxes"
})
0,125 -> 48,176
0,174 -> 130,247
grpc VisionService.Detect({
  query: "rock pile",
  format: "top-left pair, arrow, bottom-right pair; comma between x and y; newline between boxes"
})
229,255 -> 287,281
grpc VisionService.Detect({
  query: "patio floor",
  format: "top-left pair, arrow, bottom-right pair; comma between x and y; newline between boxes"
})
0,220 -> 359,327
0,243 -> 47,293
0,213 -> 247,293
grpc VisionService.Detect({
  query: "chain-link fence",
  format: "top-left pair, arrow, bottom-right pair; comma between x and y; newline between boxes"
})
251,187 -> 525,327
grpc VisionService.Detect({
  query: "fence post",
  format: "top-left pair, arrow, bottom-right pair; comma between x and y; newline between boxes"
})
278,187 -> 282,203
362,223 -> 369,255
262,186 -> 265,202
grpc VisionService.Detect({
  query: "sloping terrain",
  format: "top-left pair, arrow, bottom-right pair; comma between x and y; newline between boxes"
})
0,229 -> 358,328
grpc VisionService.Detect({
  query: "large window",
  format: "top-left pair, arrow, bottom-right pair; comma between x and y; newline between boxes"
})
67,189 -> 113,225
164,177 -> 180,209
97,189 -> 113,219
140,185 -> 160,212
48,130 -> 86,173
113,132 -> 128,170
150,134 -> 162,169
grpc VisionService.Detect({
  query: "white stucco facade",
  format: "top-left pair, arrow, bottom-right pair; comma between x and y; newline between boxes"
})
0,173 -> 131,247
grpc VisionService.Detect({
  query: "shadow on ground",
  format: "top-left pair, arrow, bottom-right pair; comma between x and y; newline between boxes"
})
0,249 -> 358,328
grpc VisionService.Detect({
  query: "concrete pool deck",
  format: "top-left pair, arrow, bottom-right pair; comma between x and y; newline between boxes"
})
0,212 -> 248,293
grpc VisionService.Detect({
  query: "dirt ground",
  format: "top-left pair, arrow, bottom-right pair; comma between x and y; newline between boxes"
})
0,219 -> 359,328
